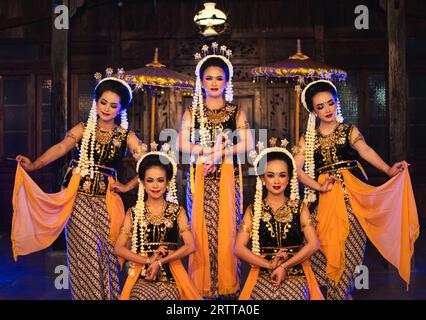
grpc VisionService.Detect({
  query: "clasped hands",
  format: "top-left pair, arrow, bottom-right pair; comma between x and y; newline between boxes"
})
268,250 -> 290,286
144,246 -> 167,281
197,132 -> 232,176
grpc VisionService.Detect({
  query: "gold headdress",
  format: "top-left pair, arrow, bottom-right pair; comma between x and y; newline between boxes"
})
249,138 -> 300,256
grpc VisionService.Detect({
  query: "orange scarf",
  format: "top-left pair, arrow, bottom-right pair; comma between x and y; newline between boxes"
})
11,163 -> 125,261
120,257 -> 202,300
239,260 -> 324,300
188,162 -> 239,296
316,162 -> 419,287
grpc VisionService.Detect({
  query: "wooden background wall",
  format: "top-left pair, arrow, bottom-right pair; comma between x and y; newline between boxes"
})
0,0 -> 425,231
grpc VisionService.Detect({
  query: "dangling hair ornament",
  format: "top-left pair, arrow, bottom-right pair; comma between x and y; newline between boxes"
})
75,68 -> 133,178
300,79 -> 342,203
191,42 -> 234,146
249,137 -> 300,256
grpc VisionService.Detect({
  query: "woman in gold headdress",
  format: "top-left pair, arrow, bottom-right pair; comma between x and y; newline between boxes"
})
12,70 -> 145,300
236,141 -> 323,300
294,79 -> 419,300
177,43 -> 254,299
115,150 -> 201,300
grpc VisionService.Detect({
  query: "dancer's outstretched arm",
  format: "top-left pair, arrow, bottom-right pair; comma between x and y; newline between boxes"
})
16,123 -> 84,172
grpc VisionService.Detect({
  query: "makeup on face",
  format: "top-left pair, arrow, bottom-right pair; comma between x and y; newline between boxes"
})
97,91 -> 122,120
262,160 -> 289,195
312,92 -> 337,122
143,167 -> 168,199
202,66 -> 227,97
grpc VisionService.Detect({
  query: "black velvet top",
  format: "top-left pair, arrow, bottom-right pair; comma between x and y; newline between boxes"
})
191,103 -> 240,178
248,199 -> 306,278
62,123 -> 129,196
130,202 -> 184,282
313,123 -> 365,181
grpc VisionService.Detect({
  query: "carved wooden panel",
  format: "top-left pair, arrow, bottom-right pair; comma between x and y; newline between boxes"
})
266,85 -> 291,140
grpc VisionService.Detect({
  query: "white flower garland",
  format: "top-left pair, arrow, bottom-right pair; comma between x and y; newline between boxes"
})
303,112 -> 317,203
75,100 -> 97,178
120,109 -> 129,130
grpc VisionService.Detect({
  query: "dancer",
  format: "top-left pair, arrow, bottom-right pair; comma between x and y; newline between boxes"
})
12,68 -> 144,299
294,79 -> 419,299
116,146 -> 201,300
177,43 -> 254,298
236,138 -> 323,300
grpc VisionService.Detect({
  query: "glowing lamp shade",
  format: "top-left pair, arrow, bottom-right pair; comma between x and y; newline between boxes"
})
194,2 -> 227,27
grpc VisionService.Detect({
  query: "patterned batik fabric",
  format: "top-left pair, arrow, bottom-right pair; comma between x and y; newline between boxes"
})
309,201 -> 367,300
129,279 -> 180,300
65,194 -> 121,300
200,178 -> 242,299
250,274 -> 310,300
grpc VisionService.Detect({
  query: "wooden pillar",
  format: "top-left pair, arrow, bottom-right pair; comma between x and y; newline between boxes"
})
51,0 -> 70,190
110,1 -> 121,66
387,0 -> 408,163
313,0 -> 325,63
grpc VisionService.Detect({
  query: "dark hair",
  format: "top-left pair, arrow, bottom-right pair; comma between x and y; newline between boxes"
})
199,57 -> 230,82
94,79 -> 132,110
138,154 -> 174,181
304,82 -> 337,112
257,151 -> 294,198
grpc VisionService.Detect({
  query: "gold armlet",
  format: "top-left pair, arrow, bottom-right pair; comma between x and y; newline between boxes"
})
182,122 -> 191,131
120,226 -> 132,237
301,217 -> 316,230
132,142 -> 148,158
237,122 -> 249,130
239,222 -> 252,234
292,145 -> 305,156
351,134 -> 364,146
179,225 -> 191,235
66,132 -> 78,145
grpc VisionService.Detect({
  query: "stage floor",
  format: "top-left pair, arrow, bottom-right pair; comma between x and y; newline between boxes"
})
1,230 -> 425,300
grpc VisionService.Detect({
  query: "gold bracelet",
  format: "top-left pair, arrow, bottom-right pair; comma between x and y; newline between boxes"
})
279,263 -> 287,271
158,260 -> 162,268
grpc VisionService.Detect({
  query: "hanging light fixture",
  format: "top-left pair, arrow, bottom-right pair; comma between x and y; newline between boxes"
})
194,2 -> 227,37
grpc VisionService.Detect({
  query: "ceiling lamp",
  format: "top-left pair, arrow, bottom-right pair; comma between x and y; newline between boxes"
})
194,2 -> 227,37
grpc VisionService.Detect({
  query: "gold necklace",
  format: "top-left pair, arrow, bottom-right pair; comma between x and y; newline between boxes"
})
145,201 -> 167,226
96,125 -> 116,144
265,199 -> 293,223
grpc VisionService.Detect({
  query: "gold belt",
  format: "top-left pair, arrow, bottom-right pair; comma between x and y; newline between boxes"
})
139,242 -> 177,253
317,160 -> 368,180
69,159 -> 117,179
260,245 -> 302,255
